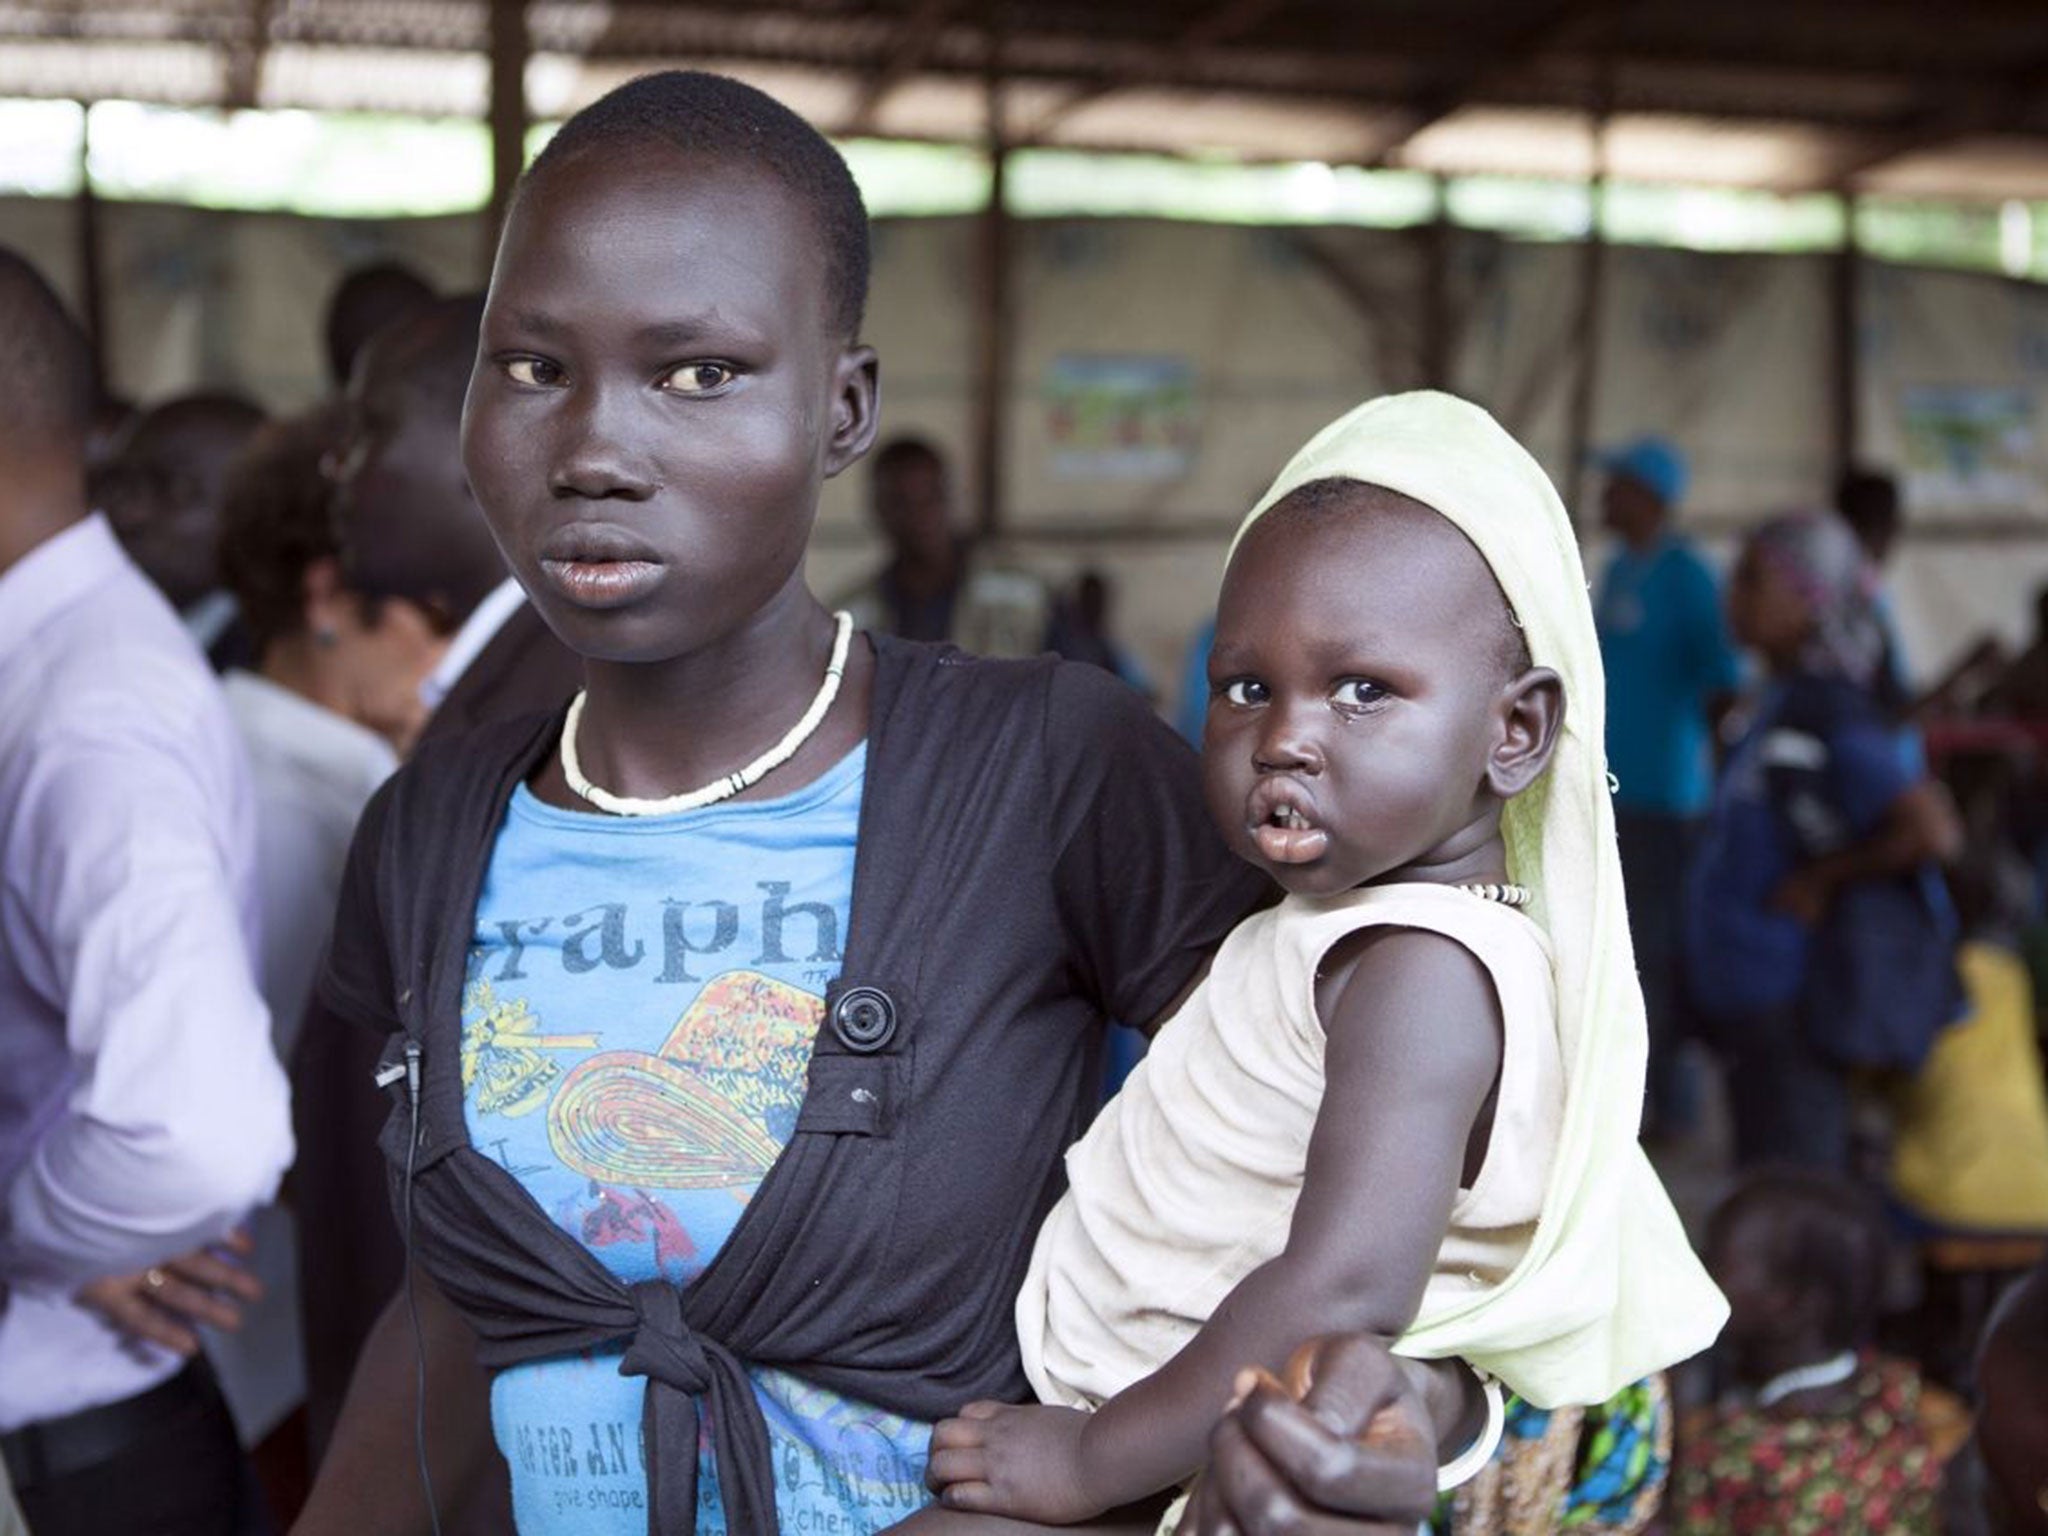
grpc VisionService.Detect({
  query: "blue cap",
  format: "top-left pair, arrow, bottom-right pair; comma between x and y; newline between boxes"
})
1597,436 -> 1688,508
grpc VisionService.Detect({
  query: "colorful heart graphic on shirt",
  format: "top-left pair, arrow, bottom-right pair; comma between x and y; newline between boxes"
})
546,970 -> 821,1188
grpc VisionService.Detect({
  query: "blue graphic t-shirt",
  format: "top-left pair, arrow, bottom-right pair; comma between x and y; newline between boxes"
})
461,744 -> 934,1534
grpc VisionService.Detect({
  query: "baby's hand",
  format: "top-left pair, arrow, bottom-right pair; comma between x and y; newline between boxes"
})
926,1400 -> 1106,1525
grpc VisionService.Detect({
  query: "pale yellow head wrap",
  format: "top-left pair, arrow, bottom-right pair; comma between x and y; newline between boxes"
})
1234,390 -> 1726,1407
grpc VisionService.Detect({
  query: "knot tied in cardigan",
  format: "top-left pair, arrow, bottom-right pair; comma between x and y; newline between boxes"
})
621,1278 -> 713,1387
618,1278 -> 778,1536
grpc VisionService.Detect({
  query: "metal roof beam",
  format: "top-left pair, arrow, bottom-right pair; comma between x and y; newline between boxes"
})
844,0 -> 960,137
1017,0 -> 1291,143
11,0 -> 2048,165
221,0 -> 272,110
1818,57 -> 2048,186
0,6 -> 1951,121
1356,0 -> 1624,166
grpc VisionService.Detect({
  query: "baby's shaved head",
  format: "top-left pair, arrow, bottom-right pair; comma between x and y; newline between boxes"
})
1248,478 -> 1530,679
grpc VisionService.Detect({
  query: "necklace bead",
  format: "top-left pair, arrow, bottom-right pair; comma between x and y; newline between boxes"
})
560,611 -> 855,816
1456,881 -> 1532,908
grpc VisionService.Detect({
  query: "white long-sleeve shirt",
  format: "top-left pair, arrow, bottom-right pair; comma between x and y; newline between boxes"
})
0,514 -> 293,1430
207,670 -> 396,1444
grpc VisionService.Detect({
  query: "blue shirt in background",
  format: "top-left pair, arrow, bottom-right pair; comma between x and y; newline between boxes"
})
460,745 -> 935,1535
1596,536 -> 1742,817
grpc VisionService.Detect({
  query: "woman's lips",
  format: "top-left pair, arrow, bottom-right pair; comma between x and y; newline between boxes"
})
538,557 -> 664,609
535,521 -> 665,609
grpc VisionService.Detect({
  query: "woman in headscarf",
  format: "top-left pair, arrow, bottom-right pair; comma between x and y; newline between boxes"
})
1686,512 -> 1962,1170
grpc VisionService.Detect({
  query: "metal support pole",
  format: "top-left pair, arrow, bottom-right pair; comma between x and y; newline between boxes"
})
1419,173 -> 1452,390
484,0 -> 529,267
1830,193 -> 1861,486
972,24 -> 1012,542
1564,103 -> 1610,524
75,101 -> 107,394
224,0 -> 273,112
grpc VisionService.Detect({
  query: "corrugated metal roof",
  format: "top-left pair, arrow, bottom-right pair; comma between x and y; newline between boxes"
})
1,0 -> 2044,195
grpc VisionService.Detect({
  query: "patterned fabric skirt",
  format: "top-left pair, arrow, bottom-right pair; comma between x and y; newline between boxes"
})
1432,1374 -> 1672,1536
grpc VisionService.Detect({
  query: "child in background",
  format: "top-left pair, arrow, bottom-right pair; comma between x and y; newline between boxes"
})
1673,1170 -> 1970,1535
927,391 -> 1725,1524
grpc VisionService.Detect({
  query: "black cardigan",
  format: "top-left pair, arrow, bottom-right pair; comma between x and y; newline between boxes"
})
317,636 -> 1267,1536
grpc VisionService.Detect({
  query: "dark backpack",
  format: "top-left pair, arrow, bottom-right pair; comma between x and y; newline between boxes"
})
1768,679 -> 1965,1071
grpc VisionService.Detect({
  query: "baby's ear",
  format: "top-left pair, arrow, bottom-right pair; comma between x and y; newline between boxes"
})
1487,667 -> 1564,798
823,344 -> 881,479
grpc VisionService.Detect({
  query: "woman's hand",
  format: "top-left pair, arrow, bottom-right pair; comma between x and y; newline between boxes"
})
74,1228 -> 262,1356
929,1401 -> 1110,1525
1179,1335 -> 1440,1535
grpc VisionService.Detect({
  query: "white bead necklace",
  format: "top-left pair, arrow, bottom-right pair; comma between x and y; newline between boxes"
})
560,610 -> 855,817
1457,881 -> 1532,908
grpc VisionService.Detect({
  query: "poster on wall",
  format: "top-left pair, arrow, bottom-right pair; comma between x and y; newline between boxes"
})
1899,385 -> 2048,517
1044,353 -> 1200,482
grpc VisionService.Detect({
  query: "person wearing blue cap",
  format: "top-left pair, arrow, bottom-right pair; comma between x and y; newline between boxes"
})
1594,436 -> 1741,1144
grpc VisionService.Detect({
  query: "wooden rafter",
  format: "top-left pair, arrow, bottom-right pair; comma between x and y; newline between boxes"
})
1357,0 -> 1625,167
844,0 -> 961,138
1817,57 -> 2048,187
1017,0 -> 1292,144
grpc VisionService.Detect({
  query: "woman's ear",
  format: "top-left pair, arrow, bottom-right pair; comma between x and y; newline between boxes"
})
823,345 -> 881,479
1487,667 -> 1565,798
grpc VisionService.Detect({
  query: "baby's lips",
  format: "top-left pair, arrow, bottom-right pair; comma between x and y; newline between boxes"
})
1254,822 -> 1330,865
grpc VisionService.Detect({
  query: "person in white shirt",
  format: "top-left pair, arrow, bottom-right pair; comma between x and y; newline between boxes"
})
191,406 -> 447,1469
0,251 -> 293,1532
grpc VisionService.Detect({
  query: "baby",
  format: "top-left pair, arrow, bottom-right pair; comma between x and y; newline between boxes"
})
929,391 -> 1726,1524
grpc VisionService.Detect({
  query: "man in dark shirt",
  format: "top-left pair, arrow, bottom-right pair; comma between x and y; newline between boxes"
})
841,437 -> 1050,656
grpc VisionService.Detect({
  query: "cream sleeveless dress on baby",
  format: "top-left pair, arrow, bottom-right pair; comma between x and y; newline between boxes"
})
1017,882 -> 1563,1410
